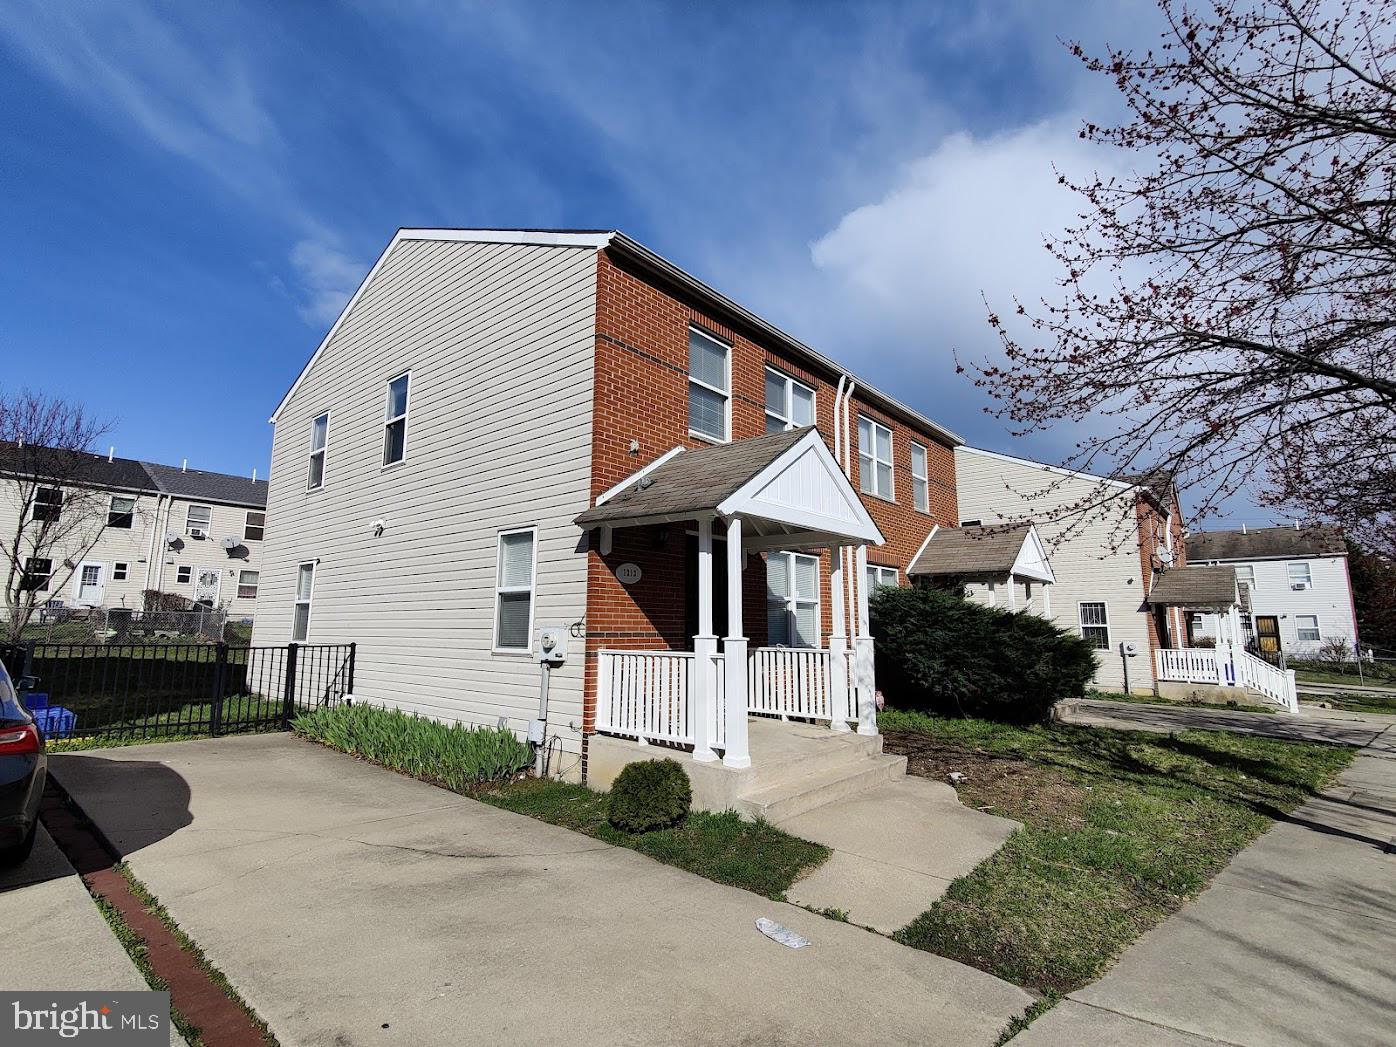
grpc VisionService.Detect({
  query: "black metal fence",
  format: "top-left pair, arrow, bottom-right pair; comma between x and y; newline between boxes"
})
0,641 -> 355,743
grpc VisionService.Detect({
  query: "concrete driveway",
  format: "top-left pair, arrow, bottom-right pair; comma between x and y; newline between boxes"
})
50,734 -> 1031,1047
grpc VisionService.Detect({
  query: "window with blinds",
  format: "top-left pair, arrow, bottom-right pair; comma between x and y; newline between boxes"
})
494,529 -> 536,651
766,551 -> 820,648
688,327 -> 730,442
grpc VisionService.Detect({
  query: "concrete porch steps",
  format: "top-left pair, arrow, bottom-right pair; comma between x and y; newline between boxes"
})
736,751 -> 908,822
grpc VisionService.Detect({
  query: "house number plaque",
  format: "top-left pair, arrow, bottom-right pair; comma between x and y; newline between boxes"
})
616,563 -> 642,585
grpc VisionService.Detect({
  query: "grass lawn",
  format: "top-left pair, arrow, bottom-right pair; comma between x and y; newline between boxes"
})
1085,688 -> 1277,714
1301,691 -> 1396,715
45,695 -> 284,751
1294,665 -> 1396,687
476,778 -> 829,900
879,709 -> 1352,996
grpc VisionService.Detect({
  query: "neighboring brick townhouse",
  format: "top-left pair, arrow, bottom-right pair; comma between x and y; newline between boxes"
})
258,228 -> 962,785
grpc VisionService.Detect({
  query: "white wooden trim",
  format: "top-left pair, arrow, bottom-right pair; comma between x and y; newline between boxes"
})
307,410 -> 330,491
491,526 -> 538,655
595,446 -> 684,505
910,439 -> 930,514
687,326 -> 732,443
71,560 -> 105,607
910,524 -> 940,571
857,414 -> 895,502
1078,600 -> 1111,650
763,365 -> 816,432
244,509 -> 266,542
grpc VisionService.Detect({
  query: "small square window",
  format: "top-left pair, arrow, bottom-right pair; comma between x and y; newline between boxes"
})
32,487 -> 63,522
245,511 -> 266,542
113,562 -> 129,582
108,495 -> 136,529
176,565 -> 193,584
1296,615 -> 1320,642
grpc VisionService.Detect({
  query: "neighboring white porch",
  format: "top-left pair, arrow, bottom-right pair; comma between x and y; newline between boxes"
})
576,427 -> 886,770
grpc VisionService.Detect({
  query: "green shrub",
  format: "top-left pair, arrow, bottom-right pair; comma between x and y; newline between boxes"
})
293,702 -> 531,790
607,758 -> 692,833
870,585 -> 1098,723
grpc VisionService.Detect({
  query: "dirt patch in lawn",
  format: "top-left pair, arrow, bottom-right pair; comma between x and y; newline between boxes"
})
882,729 -> 1090,831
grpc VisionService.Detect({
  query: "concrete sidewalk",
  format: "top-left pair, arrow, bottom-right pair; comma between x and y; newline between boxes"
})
1013,732 -> 1396,1045
0,827 -> 185,1045
52,734 -> 1032,1047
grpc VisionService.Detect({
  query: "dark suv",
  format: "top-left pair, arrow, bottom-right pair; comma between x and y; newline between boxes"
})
0,653 -> 46,866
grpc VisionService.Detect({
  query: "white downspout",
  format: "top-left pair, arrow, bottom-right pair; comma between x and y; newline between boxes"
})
142,494 -> 166,593
842,381 -> 858,642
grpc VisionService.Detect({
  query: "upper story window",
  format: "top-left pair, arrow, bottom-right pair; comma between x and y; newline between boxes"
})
1079,602 -> 1110,649
308,412 -> 329,490
108,495 -> 136,529
764,367 -> 815,434
687,327 -> 730,443
766,551 -> 819,647
858,416 -> 894,500
245,511 -> 266,542
1287,562 -> 1312,587
185,504 -> 212,537
1235,565 -> 1255,584
32,487 -> 63,523
21,557 -> 52,592
383,373 -> 410,466
910,441 -> 930,514
493,529 -> 537,652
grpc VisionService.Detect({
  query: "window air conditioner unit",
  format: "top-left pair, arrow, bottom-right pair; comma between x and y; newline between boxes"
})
189,528 -> 207,540
1290,582 -> 1309,591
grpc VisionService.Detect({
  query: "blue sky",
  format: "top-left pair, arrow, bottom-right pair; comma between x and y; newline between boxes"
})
4,1 -> 1258,512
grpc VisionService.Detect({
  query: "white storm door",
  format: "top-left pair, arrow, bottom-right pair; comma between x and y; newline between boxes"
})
74,562 -> 106,606
194,567 -> 222,606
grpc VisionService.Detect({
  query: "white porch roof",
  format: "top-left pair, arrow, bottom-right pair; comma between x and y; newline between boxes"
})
575,428 -> 885,548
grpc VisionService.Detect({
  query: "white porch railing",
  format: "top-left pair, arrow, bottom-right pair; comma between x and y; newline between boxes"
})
595,650 -> 695,745
747,647 -> 847,722
1154,647 -> 1298,712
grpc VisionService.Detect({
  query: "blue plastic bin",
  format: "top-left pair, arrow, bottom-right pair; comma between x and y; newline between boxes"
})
23,691 -> 50,711
32,705 -> 76,740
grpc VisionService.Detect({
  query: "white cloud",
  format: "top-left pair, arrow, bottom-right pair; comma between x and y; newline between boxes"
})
809,116 -> 1120,364
289,239 -> 365,327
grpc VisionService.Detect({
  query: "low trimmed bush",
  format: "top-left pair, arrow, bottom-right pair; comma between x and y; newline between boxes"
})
607,758 -> 692,833
293,702 -> 532,789
870,585 -> 1098,723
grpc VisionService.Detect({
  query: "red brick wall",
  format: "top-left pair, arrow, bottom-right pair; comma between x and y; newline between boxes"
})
1135,487 -> 1188,667
582,249 -> 959,733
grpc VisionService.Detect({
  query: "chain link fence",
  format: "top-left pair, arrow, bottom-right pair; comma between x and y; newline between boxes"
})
13,605 -> 241,645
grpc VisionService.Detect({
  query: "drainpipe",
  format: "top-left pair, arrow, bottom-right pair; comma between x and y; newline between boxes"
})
842,381 -> 859,643
142,494 -> 167,593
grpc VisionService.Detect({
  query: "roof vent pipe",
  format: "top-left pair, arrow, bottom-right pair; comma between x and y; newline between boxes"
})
1294,519 -> 1301,530
181,458 -> 187,472
108,446 -> 114,462
1241,523 -> 1247,534
252,468 -> 258,482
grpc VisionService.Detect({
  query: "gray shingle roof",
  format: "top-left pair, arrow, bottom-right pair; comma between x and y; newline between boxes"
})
140,461 -> 267,508
575,428 -> 811,527
1145,566 -> 1238,607
0,444 -> 157,493
907,524 -> 1033,576
1186,525 -> 1345,562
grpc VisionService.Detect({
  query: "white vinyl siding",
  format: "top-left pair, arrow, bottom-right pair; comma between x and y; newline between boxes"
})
858,417 -> 894,500
764,367 -> 815,434
253,239 -> 597,767
687,327 -> 730,442
293,562 -> 315,641
1079,602 -> 1110,649
865,564 -> 899,591
308,412 -> 329,490
910,442 -> 930,514
493,529 -> 537,652
766,551 -> 819,647
383,373 -> 410,466
185,504 -> 212,536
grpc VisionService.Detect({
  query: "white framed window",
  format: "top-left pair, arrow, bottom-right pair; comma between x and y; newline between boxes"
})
858,416 -> 894,500
1235,565 -> 1255,584
1079,602 -> 1111,649
1296,615 -> 1321,642
244,511 -> 266,542
185,504 -> 212,537
910,441 -> 930,514
293,561 -> 316,641
307,411 -> 329,489
764,367 -> 815,434
238,570 -> 260,600
383,373 -> 410,467
176,565 -> 193,584
32,486 -> 63,522
687,327 -> 730,442
108,495 -> 136,529
113,562 -> 129,582
1287,562 -> 1312,587
493,528 -> 537,652
766,551 -> 820,647
865,564 -> 899,591
22,557 -> 52,592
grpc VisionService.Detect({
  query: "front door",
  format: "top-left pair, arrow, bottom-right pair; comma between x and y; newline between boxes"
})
194,567 -> 222,607
74,562 -> 105,606
1255,615 -> 1281,654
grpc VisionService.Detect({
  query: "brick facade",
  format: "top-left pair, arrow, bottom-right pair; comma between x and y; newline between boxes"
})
1135,487 -> 1189,672
582,248 -> 958,737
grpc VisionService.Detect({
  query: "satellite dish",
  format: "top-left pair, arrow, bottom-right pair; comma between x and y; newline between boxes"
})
164,531 -> 179,545
221,536 -> 238,550
1157,548 -> 1175,565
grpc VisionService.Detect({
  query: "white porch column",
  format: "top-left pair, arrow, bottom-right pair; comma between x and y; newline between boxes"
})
853,544 -> 877,736
691,517 -> 718,762
1213,607 -> 1233,686
1006,573 -> 1017,610
722,516 -> 751,768
1042,581 -> 1052,619
827,544 -> 851,732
